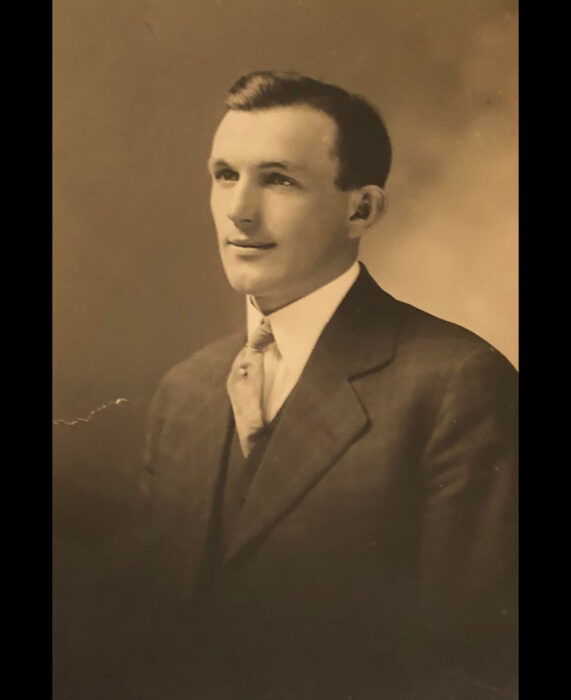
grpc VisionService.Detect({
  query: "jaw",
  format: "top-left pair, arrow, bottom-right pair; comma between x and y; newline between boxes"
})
218,231 -> 360,311
221,256 -> 280,299
224,261 -> 358,315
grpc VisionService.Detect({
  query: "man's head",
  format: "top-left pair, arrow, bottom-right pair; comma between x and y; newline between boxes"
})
207,71 -> 391,313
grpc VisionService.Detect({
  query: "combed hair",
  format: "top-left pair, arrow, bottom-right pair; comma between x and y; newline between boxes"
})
225,71 -> 392,190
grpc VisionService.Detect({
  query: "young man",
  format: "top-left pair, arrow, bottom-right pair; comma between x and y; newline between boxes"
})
142,71 -> 518,699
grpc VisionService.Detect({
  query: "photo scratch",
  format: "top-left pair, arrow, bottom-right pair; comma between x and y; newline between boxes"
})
52,398 -> 135,427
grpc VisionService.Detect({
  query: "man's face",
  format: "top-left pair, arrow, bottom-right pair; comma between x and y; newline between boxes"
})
208,106 -> 357,312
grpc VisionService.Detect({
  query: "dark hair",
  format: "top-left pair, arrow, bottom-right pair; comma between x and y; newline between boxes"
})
225,71 -> 392,190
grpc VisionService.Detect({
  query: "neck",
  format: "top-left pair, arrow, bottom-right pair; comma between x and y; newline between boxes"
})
252,259 -> 359,315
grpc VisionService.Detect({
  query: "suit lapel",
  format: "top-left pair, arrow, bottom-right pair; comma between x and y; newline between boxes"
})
225,341 -> 369,562
225,265 -> 404,562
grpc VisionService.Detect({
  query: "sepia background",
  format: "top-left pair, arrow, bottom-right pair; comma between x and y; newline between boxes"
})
53,0 -> 517,693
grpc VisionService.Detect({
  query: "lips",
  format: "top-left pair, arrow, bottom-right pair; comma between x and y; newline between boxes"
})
227,239 -> 276,250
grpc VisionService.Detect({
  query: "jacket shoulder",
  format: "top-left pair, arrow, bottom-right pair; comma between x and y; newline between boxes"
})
394,297 -> 517,374
152,330 -> 243,415
334,266 -> 516,379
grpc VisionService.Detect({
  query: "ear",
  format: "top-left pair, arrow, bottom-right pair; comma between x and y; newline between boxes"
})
347,185 -> 387,240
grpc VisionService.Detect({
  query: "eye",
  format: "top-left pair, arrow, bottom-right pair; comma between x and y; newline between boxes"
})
262,172 -> 299,188
214,168 -> 239,182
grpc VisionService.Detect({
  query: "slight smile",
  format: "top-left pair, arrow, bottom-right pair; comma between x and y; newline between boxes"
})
227,239 -> 277,250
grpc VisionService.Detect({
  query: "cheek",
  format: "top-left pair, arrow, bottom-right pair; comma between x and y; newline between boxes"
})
269,193 -> 346,237
209,192 -> 227,228
264,197 -> 316,237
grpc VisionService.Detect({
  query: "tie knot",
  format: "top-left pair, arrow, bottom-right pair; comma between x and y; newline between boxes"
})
247,317 -> 274,352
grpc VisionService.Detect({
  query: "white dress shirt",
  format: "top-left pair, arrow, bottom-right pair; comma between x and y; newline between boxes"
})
246,261 -> 360,423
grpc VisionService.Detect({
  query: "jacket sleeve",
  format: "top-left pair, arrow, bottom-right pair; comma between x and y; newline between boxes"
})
417,346 -> 518,698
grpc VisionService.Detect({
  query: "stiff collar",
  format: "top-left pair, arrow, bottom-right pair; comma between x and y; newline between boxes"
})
246,261 -> 360,370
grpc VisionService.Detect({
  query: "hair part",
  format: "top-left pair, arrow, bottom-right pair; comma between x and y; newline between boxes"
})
225,71 -> 392,191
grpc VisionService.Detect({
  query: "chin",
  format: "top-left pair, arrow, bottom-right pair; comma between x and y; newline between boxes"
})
225,270 -> 272,298
221,258 -> 268,292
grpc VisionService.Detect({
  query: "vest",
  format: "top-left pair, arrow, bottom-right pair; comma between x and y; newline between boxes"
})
193,406 -> 286,602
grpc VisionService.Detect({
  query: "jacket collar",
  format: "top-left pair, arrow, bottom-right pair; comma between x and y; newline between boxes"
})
319,262 -> 403,379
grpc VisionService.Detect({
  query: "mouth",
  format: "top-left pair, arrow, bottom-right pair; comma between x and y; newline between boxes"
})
226,239 -> 277,250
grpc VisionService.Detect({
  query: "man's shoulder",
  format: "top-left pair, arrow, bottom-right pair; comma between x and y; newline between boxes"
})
163,329 -> 244,384
153,329 -> 244,410
341,266 -> 517,376
397,298 -> 513,366
382,295 -> 518,398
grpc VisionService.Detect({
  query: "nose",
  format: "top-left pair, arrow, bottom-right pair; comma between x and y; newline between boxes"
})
227,179 -> 258,229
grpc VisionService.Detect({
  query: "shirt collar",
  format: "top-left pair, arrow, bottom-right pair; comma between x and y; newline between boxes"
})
246,261 -> 360,369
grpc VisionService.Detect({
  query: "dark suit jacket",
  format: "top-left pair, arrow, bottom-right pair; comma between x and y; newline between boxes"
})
137,265 -> 517,699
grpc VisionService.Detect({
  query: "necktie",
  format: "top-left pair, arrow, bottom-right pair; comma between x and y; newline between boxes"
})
227,318 -> 275,457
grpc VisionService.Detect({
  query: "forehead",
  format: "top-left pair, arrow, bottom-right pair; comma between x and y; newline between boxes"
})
210,106 -> 339,175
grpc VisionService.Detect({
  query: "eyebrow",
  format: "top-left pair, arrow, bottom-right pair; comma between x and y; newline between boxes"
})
207,158 -> 231,171
257,160 -> 304,171
207,158 -> 305,172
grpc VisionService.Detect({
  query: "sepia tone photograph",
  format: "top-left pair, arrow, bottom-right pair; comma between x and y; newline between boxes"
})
53,1 -> 518,698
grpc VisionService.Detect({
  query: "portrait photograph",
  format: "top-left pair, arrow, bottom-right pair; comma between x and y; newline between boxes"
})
53,1 -> 518,698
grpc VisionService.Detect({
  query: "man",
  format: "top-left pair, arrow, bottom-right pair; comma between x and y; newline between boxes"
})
140,71 -> 518,699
